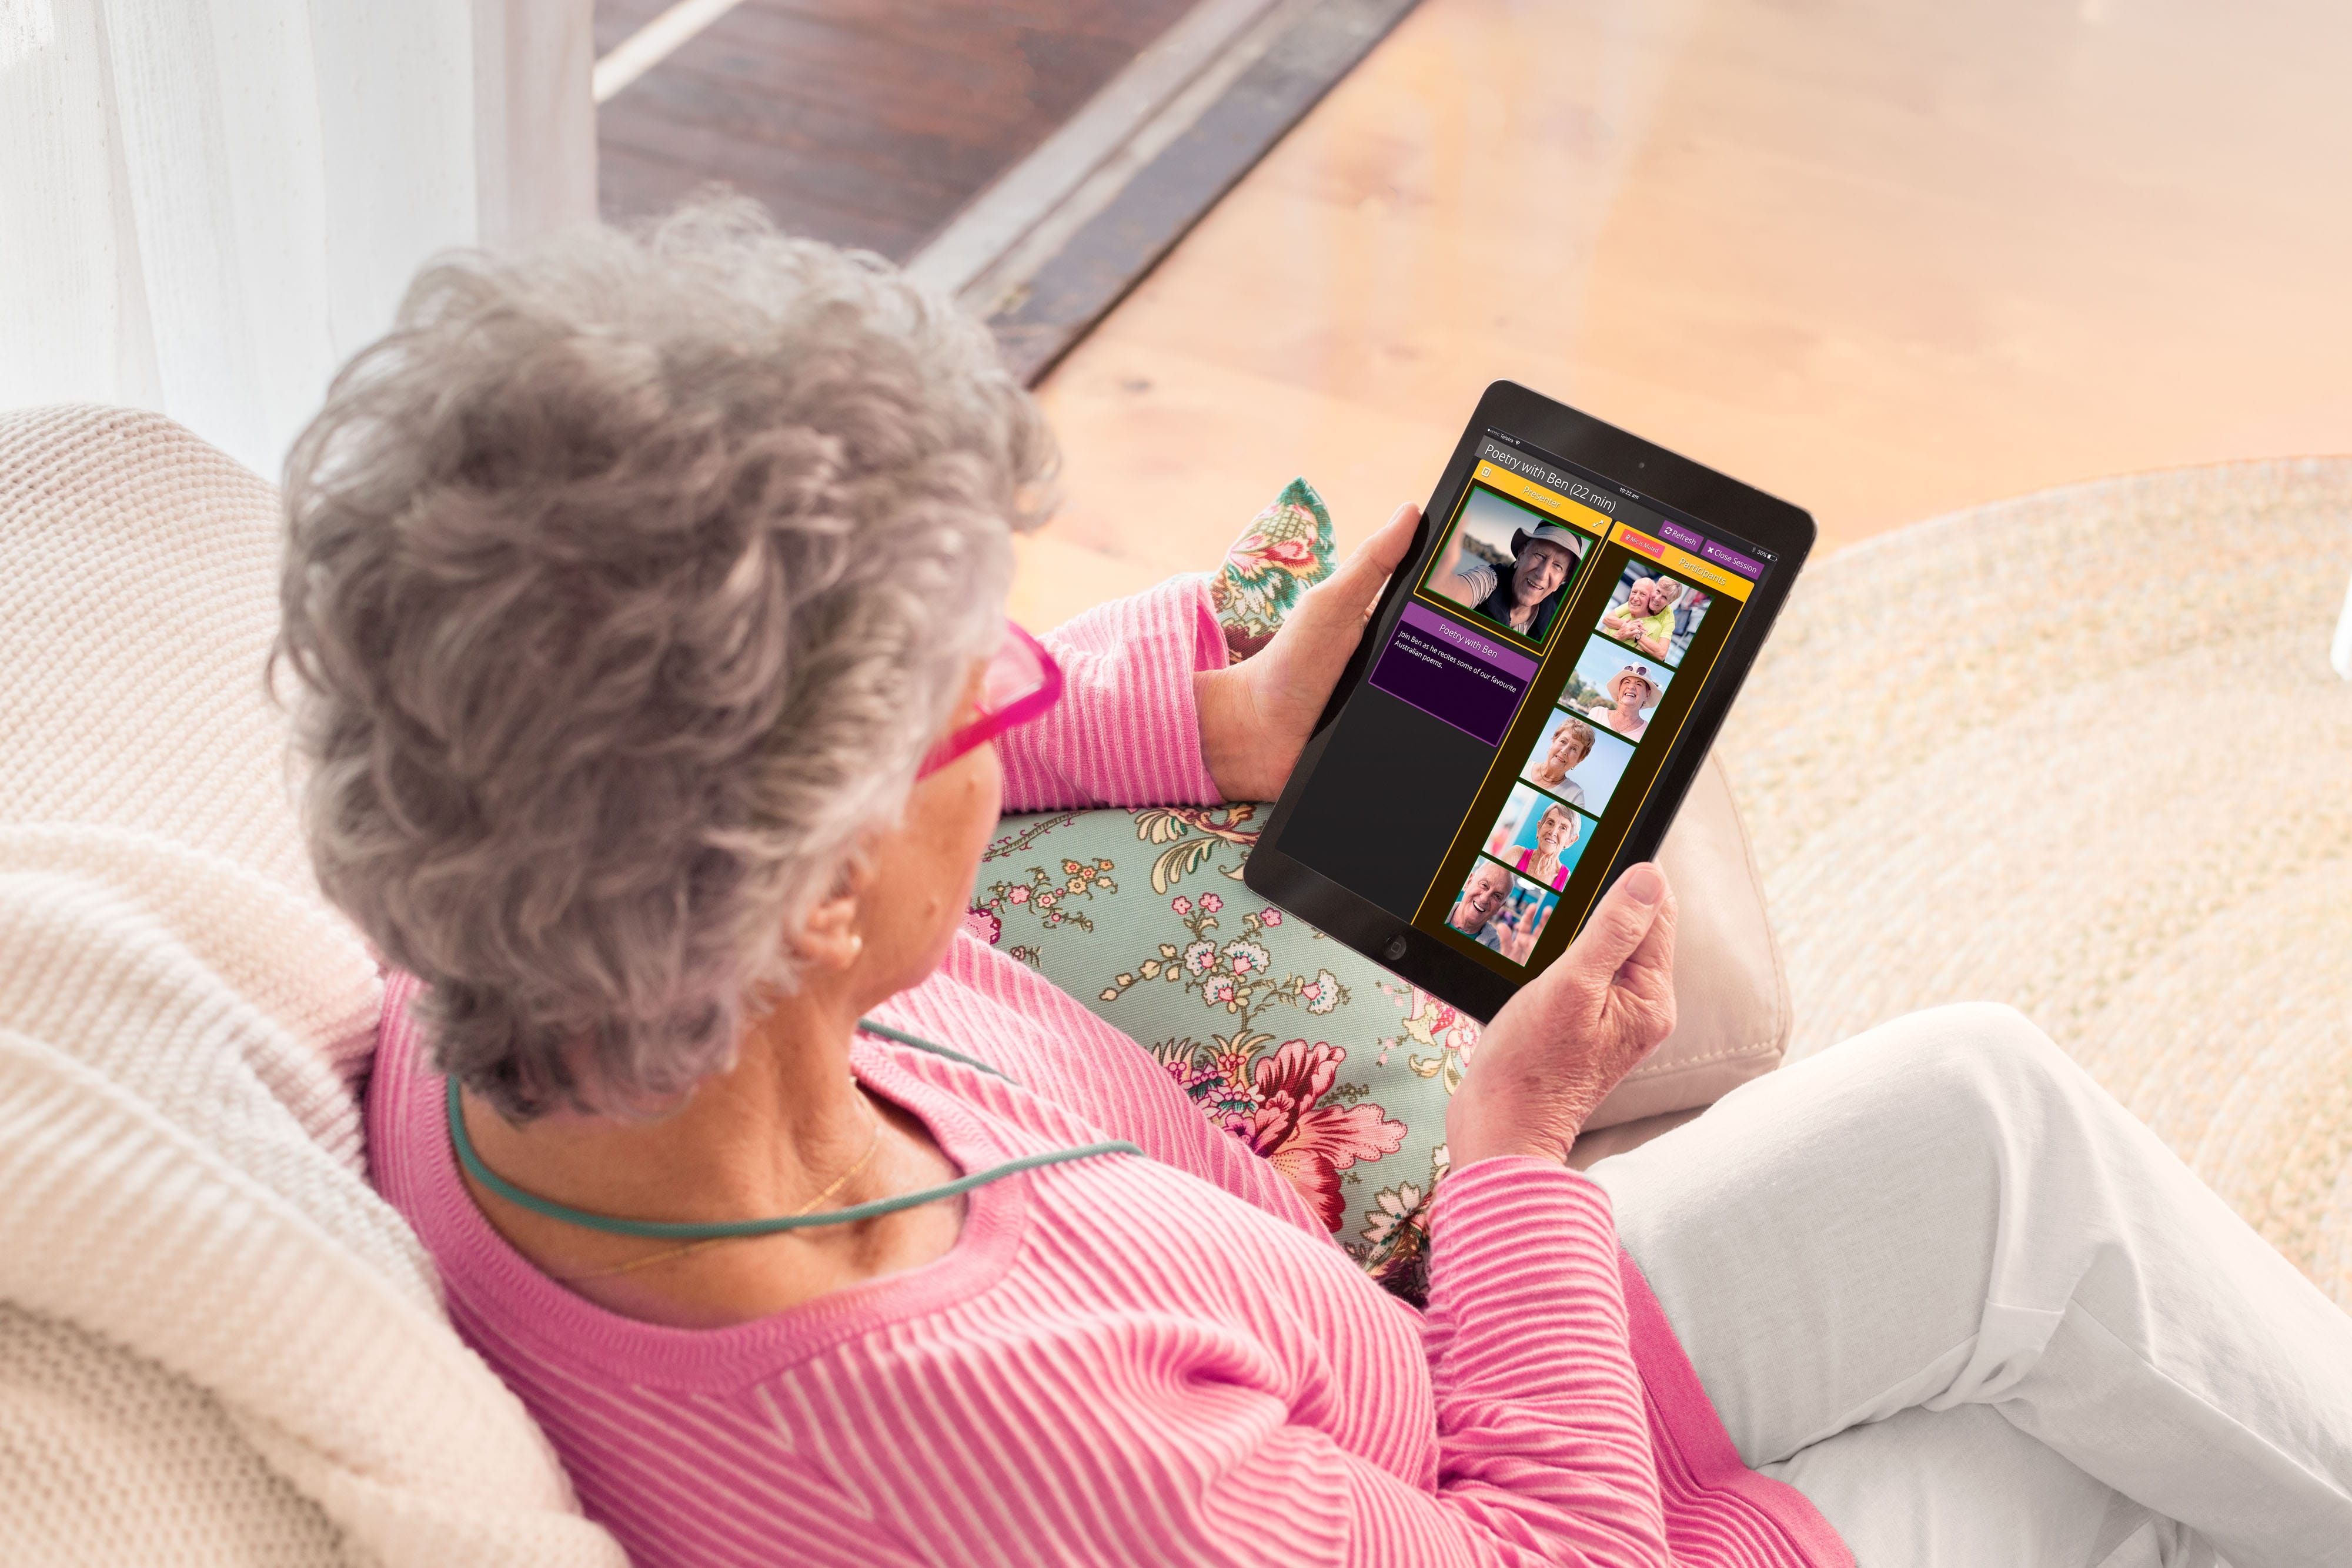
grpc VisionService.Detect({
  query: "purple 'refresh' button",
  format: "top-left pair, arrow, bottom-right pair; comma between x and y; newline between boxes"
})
1659,520 -> 1705,553
1699,538 -> 1764,579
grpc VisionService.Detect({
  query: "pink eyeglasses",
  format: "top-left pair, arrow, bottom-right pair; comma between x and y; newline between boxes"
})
917,622 -> 1064,778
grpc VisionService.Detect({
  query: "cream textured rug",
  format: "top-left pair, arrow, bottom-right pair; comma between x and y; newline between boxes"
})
1718,459 -> 2352,1311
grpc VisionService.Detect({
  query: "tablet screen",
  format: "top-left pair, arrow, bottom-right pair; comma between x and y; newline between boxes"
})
1274,432 -> 1782,977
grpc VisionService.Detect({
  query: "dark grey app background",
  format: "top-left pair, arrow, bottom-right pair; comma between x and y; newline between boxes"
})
1278,688 -> 1493,917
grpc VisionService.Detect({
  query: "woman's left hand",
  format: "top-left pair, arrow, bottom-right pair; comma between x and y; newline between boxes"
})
1194,503 -> 1421,801
1448,864 -> 1678,1165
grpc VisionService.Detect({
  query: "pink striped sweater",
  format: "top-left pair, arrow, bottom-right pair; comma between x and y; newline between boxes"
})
368,577 -> 1849,1567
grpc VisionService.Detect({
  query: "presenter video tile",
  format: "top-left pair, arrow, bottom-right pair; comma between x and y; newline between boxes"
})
1416,484 -> 1597,654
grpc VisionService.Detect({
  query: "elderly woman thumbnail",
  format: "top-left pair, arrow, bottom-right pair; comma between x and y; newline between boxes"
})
1594,663 -> 1666,739
1511,801 -> 1581,891
1526,715 -> 1596,804
280,206 -> 2352,1568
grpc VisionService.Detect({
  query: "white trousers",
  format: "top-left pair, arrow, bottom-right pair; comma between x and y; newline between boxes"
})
1591,1004 -> 2352,1568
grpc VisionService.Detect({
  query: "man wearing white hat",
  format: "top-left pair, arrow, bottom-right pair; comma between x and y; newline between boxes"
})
1431,514 -> 1585,642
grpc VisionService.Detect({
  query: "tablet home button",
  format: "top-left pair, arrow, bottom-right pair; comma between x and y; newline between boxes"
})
1381,935 -> 1409,962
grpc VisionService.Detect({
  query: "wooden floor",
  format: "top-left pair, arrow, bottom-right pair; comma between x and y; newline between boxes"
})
1014,0 -> 2352,628
596,0 -> 1199,259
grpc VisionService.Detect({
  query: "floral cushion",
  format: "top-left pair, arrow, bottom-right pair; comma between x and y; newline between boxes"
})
969,803 -> 1468,1295
971,479 -> 1465,1295
1203,475 -> 1334,661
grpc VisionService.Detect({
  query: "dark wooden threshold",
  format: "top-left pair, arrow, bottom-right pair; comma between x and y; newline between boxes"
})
923,0 -> 1424,383
592,0 -> 1422,381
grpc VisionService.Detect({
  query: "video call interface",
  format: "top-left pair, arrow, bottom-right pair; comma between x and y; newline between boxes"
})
1279,433 -> 1778,979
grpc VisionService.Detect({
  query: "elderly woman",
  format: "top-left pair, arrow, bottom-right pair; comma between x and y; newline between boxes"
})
1511,800 -> 1582,891
1596,663 -> 1666,740
1525,714 -> 1598,804
282,208 -> 2351,1568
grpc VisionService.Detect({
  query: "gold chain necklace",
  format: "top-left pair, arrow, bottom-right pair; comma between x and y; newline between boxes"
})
552,1088 -> 885,1283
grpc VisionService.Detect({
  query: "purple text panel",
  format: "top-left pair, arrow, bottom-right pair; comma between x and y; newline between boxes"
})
1369,604 -> 1535,744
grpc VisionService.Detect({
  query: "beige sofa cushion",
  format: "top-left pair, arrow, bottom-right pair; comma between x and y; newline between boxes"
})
1580,749 -> 1790,1132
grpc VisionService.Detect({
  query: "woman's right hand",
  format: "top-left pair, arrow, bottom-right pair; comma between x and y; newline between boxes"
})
1445,864 -> 1679,1166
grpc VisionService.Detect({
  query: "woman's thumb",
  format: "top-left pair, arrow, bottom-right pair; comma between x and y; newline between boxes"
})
1561,864 -> 1668,988
1312,504 -> 1420,619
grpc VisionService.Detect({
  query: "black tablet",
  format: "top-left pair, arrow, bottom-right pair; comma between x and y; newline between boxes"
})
1243,381 -> 1815,1021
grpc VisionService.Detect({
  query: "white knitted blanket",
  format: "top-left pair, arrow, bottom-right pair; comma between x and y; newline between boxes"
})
0,406 -> 623,1566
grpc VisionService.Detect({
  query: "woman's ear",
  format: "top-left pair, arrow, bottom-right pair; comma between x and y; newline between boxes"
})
789,857 -> 870,974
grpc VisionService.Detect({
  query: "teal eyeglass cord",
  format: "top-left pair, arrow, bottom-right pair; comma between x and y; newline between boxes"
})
445,1019 -> 1141,1239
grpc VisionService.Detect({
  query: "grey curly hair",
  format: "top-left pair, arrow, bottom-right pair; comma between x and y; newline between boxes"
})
275,198 -> 1053,1120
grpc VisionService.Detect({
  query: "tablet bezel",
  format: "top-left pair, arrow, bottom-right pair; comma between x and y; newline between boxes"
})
1241,380 -> 1816,1022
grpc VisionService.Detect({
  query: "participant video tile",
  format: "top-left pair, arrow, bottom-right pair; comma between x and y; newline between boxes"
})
1595,560 -> 1715,668
1515,708 -> 1638,817
1480,782 -> 1596,892
1444,856 -> 1563,967
1417,484 -> 1596,653
1562,633 -> 1676,744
